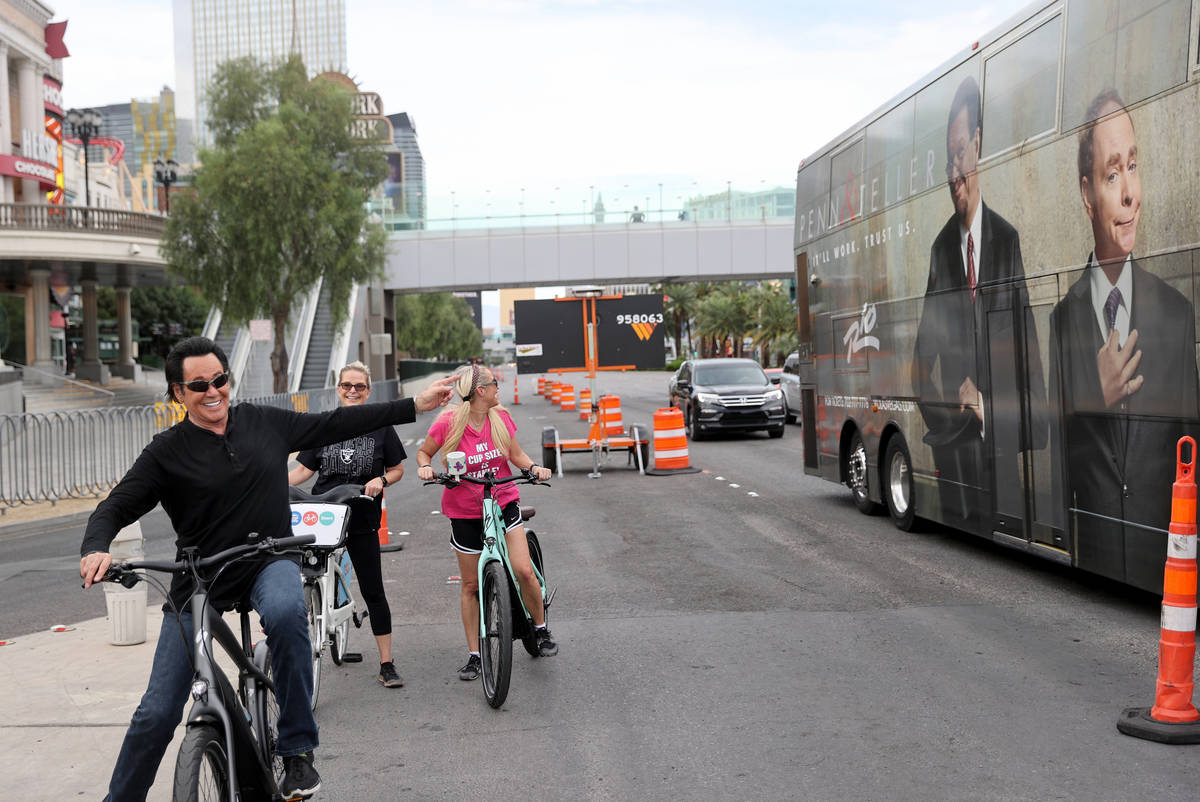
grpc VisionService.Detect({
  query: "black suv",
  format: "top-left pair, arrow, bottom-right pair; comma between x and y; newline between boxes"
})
668,358 -> 786,440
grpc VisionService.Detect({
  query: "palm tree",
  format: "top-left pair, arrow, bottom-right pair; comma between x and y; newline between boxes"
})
656,282 -> 699,359
751,283 -> 798,366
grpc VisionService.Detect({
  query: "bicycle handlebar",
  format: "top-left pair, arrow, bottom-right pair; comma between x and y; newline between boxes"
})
101,534 -> 318,586
422,468 -> 551,489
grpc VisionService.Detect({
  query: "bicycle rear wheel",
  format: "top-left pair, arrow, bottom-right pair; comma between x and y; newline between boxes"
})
479,560 -> 513,708
255,645 -> 285,785
173,723 -> 230,802
304,582 -> 323,710
521,531 -> 546,658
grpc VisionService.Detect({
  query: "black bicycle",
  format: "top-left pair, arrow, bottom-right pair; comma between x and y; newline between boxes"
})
102,534 -> 315,802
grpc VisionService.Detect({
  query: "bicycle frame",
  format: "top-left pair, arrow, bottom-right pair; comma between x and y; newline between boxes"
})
476,491 -> 547,643
310,546 -> 356,649
185,590 -> 278,800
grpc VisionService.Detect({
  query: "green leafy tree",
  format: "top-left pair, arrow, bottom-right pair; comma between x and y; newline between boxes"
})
394,293 -> 482,360
161,54 -> 387,392
96,286 -> 209,361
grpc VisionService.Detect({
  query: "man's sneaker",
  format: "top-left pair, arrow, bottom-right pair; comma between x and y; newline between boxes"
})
458,654 -> 481,681
535,626 -> 559,657
378,661 -> 404,688
280,753 -> 321,800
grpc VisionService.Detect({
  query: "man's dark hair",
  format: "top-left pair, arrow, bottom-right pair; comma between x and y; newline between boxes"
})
164,336 -> 229,401
946,75 -> 982,155
1078,88 -> 1129,184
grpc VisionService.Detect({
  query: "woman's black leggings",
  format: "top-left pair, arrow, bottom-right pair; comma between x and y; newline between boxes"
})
344,528 -> 391,638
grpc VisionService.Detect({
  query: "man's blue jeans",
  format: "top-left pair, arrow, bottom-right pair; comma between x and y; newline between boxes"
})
104,559 -> 318,801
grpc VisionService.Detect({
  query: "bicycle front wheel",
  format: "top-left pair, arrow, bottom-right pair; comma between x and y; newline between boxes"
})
173,724 -> 231,802
304,582 -> 323,710
479,560 -> 513,708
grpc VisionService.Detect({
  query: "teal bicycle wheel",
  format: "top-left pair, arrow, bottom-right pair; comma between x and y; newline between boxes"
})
479,560 -> 512,708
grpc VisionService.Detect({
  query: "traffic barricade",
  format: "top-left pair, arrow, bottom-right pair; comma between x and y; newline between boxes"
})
579,388 -> 592,421
552,383 -> 563,406
1118,436 -> 1200,743
598,395 -> 623,437
646,407 -> 701,475
537,376 -> 545,396
543,380 -> 554,400
561,385 -> 576,411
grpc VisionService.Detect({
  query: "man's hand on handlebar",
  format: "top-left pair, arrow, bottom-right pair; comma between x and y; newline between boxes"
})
80,551 -> 112,589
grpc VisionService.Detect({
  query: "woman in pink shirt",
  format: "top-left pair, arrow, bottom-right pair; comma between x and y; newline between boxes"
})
415,364 -> 557,681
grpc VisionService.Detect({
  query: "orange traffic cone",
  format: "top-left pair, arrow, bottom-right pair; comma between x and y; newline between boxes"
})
1118,436 -> 1200,743
378,494 -> 391,546
513,372 -> 520,405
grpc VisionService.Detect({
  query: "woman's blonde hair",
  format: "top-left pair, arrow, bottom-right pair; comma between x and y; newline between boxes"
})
440,364 -> 511,465
339,361 -> 371,388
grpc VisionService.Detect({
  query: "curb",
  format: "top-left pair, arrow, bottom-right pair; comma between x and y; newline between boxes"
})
0,508 -> 97,539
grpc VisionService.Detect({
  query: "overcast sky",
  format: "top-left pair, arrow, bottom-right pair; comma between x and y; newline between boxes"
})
53,0 -> 1031,223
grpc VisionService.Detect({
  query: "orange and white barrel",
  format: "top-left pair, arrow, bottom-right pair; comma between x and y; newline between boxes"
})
579,388 -> 593,421
552,383 -> 563,406
652,407 -> 691,470
598,395 -> 623,438
561,385 -> 576,411
543,380 -> 555,400
537,376 -> 545,396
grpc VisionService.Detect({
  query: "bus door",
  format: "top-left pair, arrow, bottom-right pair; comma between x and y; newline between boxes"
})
982,274 -> 1057,549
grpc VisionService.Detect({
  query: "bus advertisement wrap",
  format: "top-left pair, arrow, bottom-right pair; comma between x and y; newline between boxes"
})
794,0 -> 1200,592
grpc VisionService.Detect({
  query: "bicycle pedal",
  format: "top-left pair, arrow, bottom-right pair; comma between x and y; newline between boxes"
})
353,611 -> 369,628
341,651 -> 363,663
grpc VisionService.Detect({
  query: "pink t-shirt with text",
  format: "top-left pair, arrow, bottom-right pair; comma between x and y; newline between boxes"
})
427,408 -> 520,518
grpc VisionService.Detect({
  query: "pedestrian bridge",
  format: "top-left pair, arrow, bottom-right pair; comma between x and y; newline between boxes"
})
383,218 -> 795,292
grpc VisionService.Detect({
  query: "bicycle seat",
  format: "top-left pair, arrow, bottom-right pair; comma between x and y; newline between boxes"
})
521,507 -> 535,521
288,484 -> 365,504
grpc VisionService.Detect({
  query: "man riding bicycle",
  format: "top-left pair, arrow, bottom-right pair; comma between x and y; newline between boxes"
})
80,337 -> 454,801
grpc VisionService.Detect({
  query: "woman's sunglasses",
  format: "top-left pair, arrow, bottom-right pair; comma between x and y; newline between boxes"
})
339,382 -> 369,392
476,380 -> 499,389
177,373 -> 230,393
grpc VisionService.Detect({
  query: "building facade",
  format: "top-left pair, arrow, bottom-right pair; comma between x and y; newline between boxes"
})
0,0 -> 65,206
92,87 -> 188,213
384,111 -> 426,229
684,185 -> 795,223
174,0 -> 348,144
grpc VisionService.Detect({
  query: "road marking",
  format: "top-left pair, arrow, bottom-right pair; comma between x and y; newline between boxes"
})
715,476 -> 725,481
747,491 -> 759,497
729,483 -> 740,488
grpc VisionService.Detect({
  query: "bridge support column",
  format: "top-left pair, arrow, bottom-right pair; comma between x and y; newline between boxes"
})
76,270 -> 110,385
27,265 -> 56,382
114,285 -> 139,380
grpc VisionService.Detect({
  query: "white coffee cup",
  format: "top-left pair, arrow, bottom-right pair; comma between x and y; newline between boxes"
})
446,451 -> 467,477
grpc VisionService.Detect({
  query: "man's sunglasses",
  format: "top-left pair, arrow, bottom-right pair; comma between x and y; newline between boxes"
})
338,382 -> 369,392
177,373 -> 230,393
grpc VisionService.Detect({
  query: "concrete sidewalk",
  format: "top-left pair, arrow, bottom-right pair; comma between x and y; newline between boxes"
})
1,607 -> 178,801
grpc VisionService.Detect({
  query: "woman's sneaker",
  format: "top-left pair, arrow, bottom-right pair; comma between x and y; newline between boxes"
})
535,626 -> 558,656
378,661 -> 404,688
458,654 -> 481,681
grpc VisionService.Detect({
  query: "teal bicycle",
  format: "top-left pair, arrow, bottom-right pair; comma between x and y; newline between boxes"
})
426,464 -> 554,708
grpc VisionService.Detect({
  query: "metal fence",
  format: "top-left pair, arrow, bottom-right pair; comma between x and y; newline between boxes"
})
0,379 -> 404,509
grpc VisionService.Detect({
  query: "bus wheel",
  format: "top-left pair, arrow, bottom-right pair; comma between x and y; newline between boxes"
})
847,430 -> 879,515
884,435 -> 916,530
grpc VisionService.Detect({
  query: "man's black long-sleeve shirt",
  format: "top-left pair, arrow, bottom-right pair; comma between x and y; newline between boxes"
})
81,398 -> 418,611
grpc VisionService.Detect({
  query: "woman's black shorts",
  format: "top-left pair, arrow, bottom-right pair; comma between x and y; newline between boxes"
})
449,501 -> 523,554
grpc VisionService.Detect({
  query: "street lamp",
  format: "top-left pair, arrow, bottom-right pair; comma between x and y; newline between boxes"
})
66,107 -> 103,221
153,157 -> 179,214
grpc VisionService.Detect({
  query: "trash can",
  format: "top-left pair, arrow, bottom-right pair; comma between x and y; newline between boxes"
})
105,522 -> 147,646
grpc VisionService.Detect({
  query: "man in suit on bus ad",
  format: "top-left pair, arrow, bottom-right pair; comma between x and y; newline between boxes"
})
1049,89 -> 1199,591
912,75 -> 1048,535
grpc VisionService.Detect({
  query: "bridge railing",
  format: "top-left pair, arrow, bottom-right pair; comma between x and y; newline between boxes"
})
0,379 -> 404,509
0,203 -> 167,237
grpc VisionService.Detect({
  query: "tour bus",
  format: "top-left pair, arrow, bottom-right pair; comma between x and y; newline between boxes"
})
793,0 -> 1200,592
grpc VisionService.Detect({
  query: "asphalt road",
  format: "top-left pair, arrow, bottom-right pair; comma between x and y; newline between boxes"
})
3,369 -> 1194,800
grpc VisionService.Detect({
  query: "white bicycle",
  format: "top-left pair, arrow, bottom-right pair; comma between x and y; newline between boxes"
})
288,484 -> 373,711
